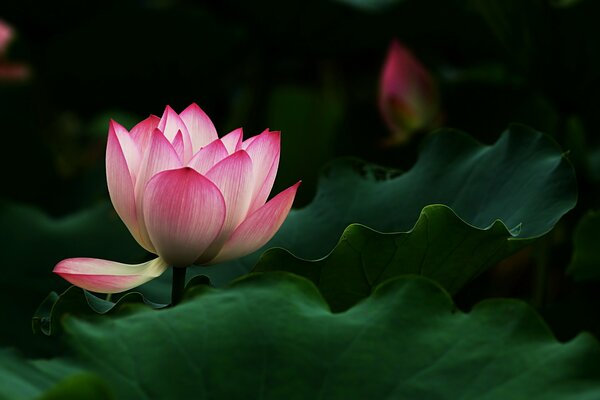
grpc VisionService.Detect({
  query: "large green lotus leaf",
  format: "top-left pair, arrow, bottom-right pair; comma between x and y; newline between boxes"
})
255,205 -> 518,311
567,211 -> 600,281
0,348 -> 92,400
11,273 -> 600,399
141,124 -> 576,300
0,202 -> 146,355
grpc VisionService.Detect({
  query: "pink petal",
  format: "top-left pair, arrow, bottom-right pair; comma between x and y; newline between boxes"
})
158,105 -> 193,163
207,182 -> 300,264
109,120 -> 140,179
106,123 -> 141,244
130,115 -> 160,152
172,130 -> 185,162
135,129 -> 182,252
143,168 -> 226,267
54,257 -> 168,294
180,103 -> 218,154
240,129 -> 269,150
187,138 -> 229,175
199,150 -> 254,262
244,130 -> 281,213
220,128 -> 243,154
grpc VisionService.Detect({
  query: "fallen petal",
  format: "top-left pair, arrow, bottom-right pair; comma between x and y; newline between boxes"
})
53,257 -> 168,294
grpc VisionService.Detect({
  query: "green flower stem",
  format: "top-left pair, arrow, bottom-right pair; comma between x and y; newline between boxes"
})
171,267 -> 187,306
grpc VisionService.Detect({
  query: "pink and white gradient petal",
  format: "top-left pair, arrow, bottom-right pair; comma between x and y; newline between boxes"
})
180,103 -> 218,153
244,130 -> 281,213
109,120 -> 140,179
199,151 -> 254,262
208,181 -> 300,264
134,129 -> 182,251
187,139 -> 229,175
130,115 -> 160,152
143,168 -> 226,267
172,130 -> 185,162
53,257 -> 168,294
106,124 -> 141,245
158,106 -> 193,162
220,128 -> 243,154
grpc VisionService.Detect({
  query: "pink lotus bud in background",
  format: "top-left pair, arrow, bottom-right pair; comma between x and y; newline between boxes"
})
54,104 -> 300,293
379,39 -> 440,145
0,20 -> 13,55
0,19 -> 30,81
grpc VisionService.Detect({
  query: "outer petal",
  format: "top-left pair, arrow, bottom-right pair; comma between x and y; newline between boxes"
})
54,257 -> 168,294
109,120 -> 140,179
158,105 -> 193,163
244,130 -> 281,213
130,115 -> 160,153
180,103 -> 218,154
187,138 -> 229,175
207,182 -> 300,264
143,168 -> 226,267
135,129 -> 182,252
220,128 -> 243,154
106,124 -> 140,243
198,151 -> 254,262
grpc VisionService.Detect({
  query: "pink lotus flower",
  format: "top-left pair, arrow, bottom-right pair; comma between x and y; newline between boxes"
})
54,104 -> 300,294
379,39 -> 440,145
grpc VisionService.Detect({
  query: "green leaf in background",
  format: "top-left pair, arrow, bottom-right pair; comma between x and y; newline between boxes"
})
0,202 -> 147,355
256,205 -> 518,311
140,124 -> 575,301
9,273 -> 600,399
0,348 -> 88,400
567,211 -> 600,281
266,84 -> 345,206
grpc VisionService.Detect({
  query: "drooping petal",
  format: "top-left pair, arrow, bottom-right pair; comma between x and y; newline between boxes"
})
53,257 -> 168,294
135,129 -> 182,252
106,123 -> 140,243
143,168 -> 226,267
244,130 -> 281,213
180,103 -> 218,154
130,115 -> 160,153
207,182 -> 300,264
158,105 -> 193,162
220,128 -> 243,154
187,138 -> 229,175
199,151 -> 254,262
109,120 -> 140,179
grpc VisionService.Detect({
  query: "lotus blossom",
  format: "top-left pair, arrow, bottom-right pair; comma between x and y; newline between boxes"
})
379,39 -> 440,145
54,104 -> 300,293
